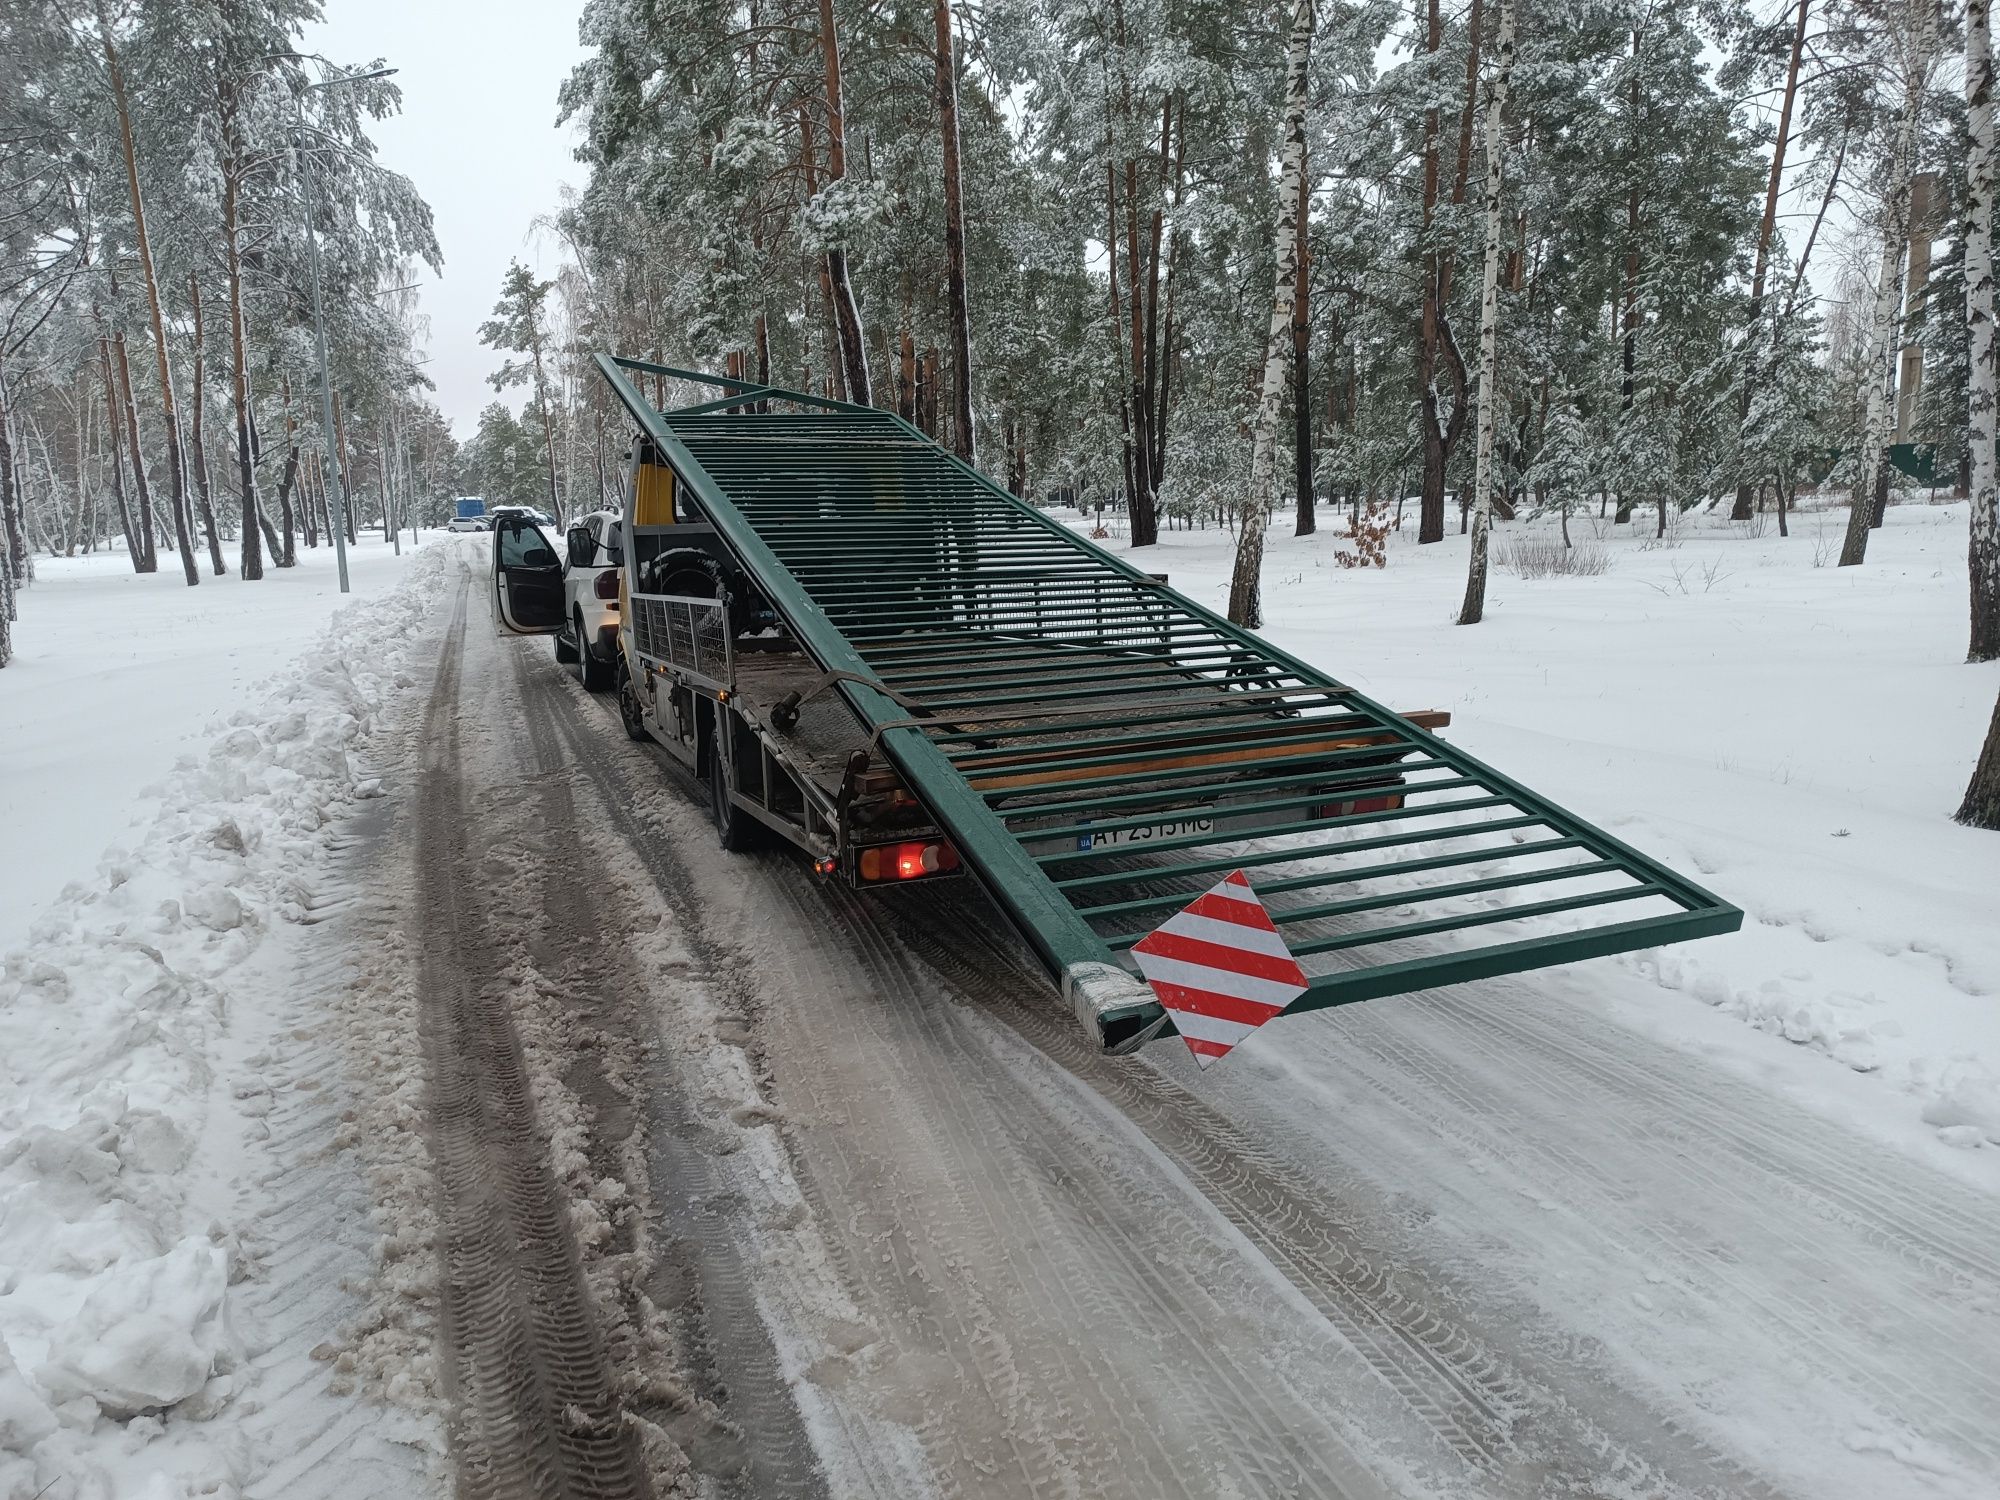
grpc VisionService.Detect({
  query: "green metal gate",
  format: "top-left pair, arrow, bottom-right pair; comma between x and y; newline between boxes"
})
599,356 -> 1743,1050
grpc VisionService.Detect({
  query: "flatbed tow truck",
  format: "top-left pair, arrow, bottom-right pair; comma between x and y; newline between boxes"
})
493,358 -> 1741,1055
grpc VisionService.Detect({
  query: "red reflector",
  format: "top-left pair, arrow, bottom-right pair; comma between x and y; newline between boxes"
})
594,570 -> 620,600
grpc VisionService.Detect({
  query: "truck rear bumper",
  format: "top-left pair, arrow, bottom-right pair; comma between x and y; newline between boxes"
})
1063,962 -> 1169,1053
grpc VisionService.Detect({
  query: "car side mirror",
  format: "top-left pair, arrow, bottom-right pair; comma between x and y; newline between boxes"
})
567,528 -> 594,568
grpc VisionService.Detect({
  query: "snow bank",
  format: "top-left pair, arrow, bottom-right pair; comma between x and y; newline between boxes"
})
1087,500 -> 2000,1174
0,535 -> 424,951
0,539 -> 460,1499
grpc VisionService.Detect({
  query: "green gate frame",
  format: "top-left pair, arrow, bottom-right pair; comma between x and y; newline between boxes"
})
597,354 -> 1743,1049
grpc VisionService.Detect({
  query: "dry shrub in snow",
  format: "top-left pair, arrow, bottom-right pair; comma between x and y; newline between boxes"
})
1333,499 -> 1391,568
1498,531 -> 1611,578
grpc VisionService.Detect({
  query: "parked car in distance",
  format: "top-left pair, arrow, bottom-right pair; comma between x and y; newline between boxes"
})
446,514 -> 487,533
490,503 -> 556,530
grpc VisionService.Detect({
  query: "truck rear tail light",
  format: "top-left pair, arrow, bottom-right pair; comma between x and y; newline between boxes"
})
594,570 -> 620,600
858,840 -> 961,883
1311,792 -> 1405,821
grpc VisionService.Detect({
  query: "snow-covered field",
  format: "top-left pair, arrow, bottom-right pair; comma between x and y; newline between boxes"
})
0,536 -> 455,1499
0,535 -> 426,952
1088,499 -> 2000,1179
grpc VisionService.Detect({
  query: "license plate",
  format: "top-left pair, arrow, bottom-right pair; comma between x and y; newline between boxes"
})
1076,816 -> 1213,851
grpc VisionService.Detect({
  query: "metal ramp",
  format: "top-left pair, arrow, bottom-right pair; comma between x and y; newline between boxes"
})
600,356 -> 1743,1050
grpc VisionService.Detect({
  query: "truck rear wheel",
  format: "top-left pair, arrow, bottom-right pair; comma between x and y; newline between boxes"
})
710,728 -> 754,851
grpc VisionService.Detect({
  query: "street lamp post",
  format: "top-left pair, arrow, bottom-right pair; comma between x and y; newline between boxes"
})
294,65 -> 395,593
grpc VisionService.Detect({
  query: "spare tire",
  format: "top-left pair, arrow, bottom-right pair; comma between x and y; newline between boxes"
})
638,547 -> 777,638
639,546 -> 725,599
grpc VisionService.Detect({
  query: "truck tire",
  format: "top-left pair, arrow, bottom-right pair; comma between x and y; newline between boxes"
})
709,727 -> 754,851
575,612 -> 611,691
618,661 -> 649,741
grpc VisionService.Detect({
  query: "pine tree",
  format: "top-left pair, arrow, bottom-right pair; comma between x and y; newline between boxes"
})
1730,0 -> 1813,523
935,0 -> 974,463
96,1 -> 199,586
480,261 -> 564,523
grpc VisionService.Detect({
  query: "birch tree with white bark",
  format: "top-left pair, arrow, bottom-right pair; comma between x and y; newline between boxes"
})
1227,0 -> 1314,629
1968,0 -> 1999,659
1839,0 -> 1941,568
1457,0 -> 1518,627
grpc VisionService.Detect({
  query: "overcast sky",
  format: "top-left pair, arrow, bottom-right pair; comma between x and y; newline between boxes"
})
300,1 -> 590,439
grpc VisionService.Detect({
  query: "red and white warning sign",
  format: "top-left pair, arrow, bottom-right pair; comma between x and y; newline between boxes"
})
1129,870 -> 1307,1069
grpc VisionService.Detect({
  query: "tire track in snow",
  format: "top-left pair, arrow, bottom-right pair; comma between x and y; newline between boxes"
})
410,581 -> 652,1500
1300,988 -> 2000,1484
540,673 -> 1142,1499
534,656 -> 1415,1499
1423,987 -> 2000,1287
865,885 -> 1787,1500
518,628 -> 831,1500
768,877 -> 1351,1500
239,783 -> 446,1500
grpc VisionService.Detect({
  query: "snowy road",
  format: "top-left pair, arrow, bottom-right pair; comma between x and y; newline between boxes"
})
376,556 -> 2000,1499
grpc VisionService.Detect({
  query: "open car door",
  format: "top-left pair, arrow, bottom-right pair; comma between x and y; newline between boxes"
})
493,511 -> 564,634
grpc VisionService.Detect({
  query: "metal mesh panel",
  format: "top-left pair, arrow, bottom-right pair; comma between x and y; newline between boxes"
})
633,596 -> 669,661
666,600 -> 696,663
694,604 -> 728,682
630,593 -> 730,689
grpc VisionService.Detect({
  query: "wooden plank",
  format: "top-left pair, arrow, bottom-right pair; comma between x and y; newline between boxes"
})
966,710 -> 1450,794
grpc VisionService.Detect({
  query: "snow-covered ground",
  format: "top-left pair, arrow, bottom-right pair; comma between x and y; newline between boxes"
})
1,535 -> 427,952
3,498 -> 1998,1497
0,536 -> 457,1499
1085,498 -> 2000,1179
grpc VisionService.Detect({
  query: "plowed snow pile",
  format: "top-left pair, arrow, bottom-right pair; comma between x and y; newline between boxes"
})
0,539 -> 457,1499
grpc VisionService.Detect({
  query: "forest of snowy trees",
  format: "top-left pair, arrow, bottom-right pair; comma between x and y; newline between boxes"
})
523,0 -> 1998,641
547,0 -> 2000,812
4,0 -> 2000,814
0,2 -> 453,666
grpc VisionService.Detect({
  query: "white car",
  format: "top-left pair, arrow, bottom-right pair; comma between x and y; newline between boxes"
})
446,514 -> 487,533
490,508 -> 622,691
490,503 -> 556,529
